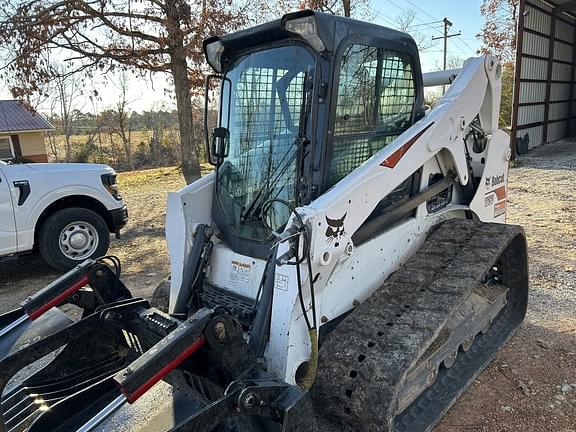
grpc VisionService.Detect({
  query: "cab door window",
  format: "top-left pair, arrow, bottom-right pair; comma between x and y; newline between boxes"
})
327,44 -> 417,188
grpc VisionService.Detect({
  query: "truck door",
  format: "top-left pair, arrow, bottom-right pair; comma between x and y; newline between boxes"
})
0,165 -> 18,255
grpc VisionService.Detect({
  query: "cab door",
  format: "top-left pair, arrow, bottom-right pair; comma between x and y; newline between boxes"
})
0,165 -> 17,255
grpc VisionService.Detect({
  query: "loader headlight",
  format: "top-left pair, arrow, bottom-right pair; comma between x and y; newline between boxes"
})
204,39 -> 225,73
283,16 -> 326,52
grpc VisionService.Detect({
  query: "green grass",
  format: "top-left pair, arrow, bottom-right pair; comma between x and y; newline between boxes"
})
51,131 -> 153,148
117,163 -> 214,189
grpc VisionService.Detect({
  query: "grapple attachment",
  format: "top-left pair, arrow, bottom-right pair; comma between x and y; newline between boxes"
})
0,259 -> 311,432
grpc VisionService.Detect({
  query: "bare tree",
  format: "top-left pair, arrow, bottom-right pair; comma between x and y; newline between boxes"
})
396,9 -> 436,52
45,95 -> 60,162
88,93 -> 106,164
52,68 -> 84,162
478,0 -> 519,64
285,0 -> 367,17
113,72 -> 135,169
0,0 -> 249,183
434,55 -> 465,71
478,0 -> 519,127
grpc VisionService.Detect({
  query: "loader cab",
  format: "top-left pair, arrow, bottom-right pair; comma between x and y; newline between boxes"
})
203,10 -> 425,259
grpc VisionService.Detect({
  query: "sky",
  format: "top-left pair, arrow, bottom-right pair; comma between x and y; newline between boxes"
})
369,0 -> 484,71
0,0 -> 485,113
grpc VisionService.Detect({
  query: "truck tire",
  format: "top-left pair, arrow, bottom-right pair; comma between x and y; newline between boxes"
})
38,207 -> 110,271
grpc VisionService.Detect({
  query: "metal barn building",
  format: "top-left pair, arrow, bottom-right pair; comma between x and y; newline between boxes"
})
512,0 -> 576,155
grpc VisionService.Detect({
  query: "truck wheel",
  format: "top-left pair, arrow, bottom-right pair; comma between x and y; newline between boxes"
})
38,207 -> 110,271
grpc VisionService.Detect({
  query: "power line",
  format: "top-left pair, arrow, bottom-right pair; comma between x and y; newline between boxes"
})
372,2 -> 445,45
372,2 -> 477,59
404,0 -> 441,22
399,1 -> 480,53
455,37 -> 476,52
424,49 -> 474,54
383,0 -> 443,32
431,18 -> 462,94
371,8 -> 401,28
407,21 -> 444,29
369,2 -> 480,71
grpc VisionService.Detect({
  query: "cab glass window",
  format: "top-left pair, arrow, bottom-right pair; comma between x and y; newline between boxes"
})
328,44 -> 416,187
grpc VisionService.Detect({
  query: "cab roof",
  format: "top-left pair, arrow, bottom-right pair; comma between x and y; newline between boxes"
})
203,10 -> 419,73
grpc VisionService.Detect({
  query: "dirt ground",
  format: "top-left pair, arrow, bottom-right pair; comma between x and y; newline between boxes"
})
436,140 -> 576,432
0,142 -> 575,431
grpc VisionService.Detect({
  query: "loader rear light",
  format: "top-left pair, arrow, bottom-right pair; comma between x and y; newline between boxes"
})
205,38 -> 225,73
283,16 -> 326,52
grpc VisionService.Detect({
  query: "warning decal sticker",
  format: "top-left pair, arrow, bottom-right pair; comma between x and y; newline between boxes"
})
229,261 -> 251,289
494,200 -> 506,218
275,274 -> 289,291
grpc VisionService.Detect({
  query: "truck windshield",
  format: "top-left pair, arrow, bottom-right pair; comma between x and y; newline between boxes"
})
215,45 -> 315,243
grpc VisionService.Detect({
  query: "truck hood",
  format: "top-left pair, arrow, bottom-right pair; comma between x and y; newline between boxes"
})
22,163 -> 115,174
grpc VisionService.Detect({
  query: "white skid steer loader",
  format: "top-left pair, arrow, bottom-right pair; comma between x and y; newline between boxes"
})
0,10 -> 527,432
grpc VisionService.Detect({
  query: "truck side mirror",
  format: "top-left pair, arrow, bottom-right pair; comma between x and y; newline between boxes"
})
211,127 -> 230,164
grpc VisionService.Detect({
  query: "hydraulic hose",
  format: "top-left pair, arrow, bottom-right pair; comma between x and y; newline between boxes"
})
300,328 -> 319,390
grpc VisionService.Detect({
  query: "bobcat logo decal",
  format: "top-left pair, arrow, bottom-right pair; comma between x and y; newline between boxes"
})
325,213 -> 347,245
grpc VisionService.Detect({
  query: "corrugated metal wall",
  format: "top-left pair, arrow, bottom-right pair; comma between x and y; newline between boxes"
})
511,0 -> 576,154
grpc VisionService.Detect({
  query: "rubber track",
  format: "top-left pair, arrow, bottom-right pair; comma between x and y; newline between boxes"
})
312,219 -> 528,432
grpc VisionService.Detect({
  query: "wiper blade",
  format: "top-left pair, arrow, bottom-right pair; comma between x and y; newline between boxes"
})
240,142 -> 300,223
241,70 -> 313,223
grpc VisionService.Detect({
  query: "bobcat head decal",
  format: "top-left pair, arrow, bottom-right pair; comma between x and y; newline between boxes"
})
325,213 -> 347,245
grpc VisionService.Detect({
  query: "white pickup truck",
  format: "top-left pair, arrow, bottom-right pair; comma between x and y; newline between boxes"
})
0,160 -> 128,271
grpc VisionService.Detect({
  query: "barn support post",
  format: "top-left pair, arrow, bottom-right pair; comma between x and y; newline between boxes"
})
542,8 -> 558,145
511,0 -> 527,159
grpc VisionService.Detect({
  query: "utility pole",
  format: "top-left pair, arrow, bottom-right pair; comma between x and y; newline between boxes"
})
432,18 -> 462,94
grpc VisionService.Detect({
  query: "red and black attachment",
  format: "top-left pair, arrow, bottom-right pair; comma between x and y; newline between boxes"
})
1,298 -> 312,432
23,308 -> 213,432
0,255 -> 313,432
0,258 -> 131,350
0,260 -> 93,342
116,308 -> 212,404
168,377 -> 314,432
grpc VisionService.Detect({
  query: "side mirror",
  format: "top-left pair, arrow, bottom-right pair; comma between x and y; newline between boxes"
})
204,74 -> 231,166
211,126 -> 230,164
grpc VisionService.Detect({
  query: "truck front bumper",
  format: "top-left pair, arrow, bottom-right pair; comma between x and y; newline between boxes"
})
110,205 -> 129,238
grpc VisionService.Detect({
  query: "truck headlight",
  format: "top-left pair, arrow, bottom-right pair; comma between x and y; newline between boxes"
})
101,173 -> 122,200
283,16 -> 326,52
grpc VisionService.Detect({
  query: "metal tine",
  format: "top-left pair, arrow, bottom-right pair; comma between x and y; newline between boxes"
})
3,368 -> 119,419
3,360 -> 129,432
5,398 -> 39,428
3,357 -> 127,432
2,354 -> 123,408
6,401 -> 38,432
7,413 -> 33,432
10,353 -> 124,393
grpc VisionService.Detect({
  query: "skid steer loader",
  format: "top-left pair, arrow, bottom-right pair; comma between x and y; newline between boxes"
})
0,10 -> 528,432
